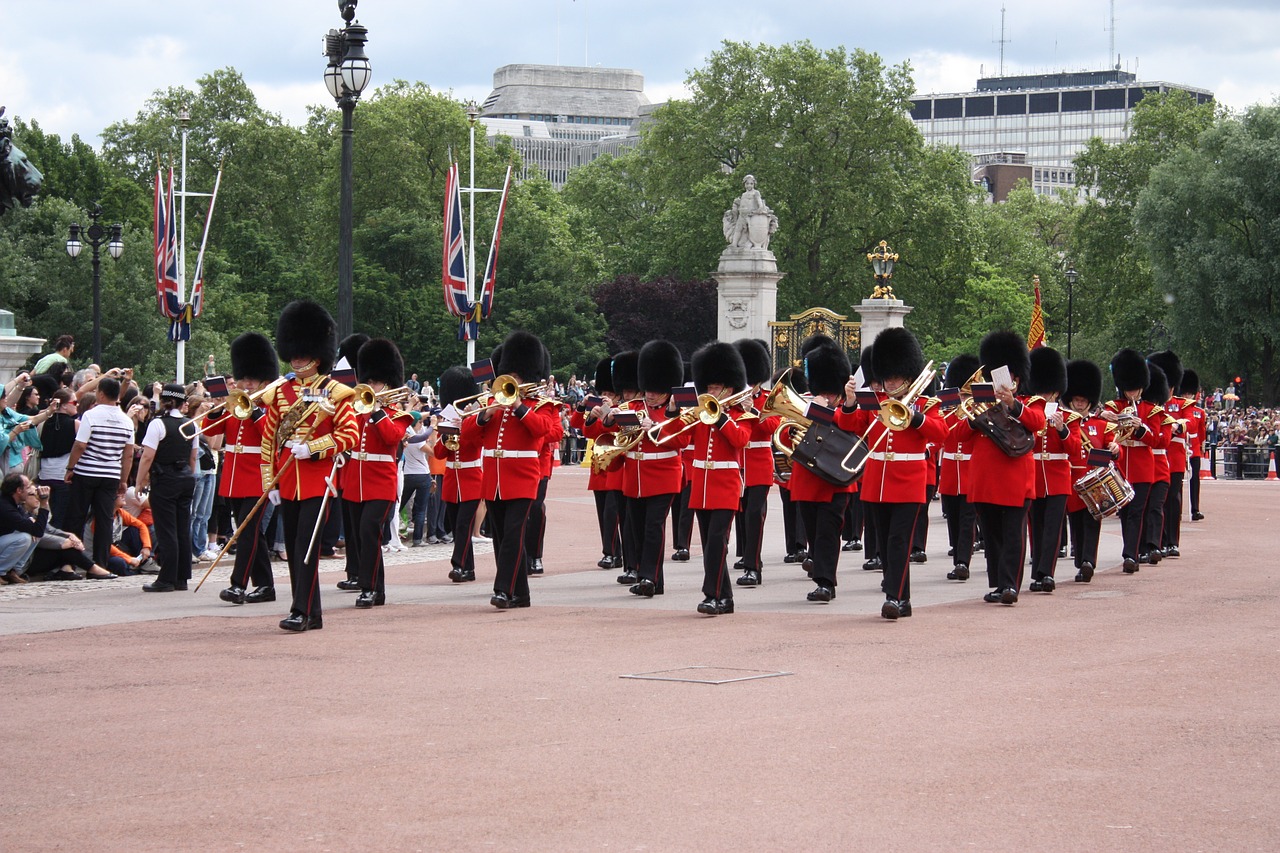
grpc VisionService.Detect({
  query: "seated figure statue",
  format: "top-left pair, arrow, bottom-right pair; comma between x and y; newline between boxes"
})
722,174 -> 779,250
0,107 -> 43,215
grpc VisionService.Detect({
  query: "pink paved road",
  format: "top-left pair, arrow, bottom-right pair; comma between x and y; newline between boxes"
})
2,471 -> 1276,852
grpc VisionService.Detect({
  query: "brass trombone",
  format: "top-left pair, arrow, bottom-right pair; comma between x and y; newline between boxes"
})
457,374 -> 550,417
645,388 -> 756,445
352,384 -> 415,415
179,375 -> 288,439
878,361 -> 936,431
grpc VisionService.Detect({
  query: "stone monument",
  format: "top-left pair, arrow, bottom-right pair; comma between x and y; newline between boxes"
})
713,175 -> 784,343
0,109 -> 45,378
0,310 -> 43,381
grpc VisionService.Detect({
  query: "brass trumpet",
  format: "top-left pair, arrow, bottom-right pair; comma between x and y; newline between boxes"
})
458,374 -> 550,417
878,361 -> 936,431
645,388 -> 756,445
352,384 -> 414,415
179,375 -> 288,439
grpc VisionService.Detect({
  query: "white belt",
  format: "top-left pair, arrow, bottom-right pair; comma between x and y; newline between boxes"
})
1035,452 -> 1069,461
1170,436 -> 1186,444
868,451 -> 927,462
693,459 -> 740,470
941,452 -> 970,461
447,460 -> 482,470
229,445 -> 261,455
1120,440 -> 1146,448
626,451 -> 679,461
746,441 -> 773,449
1153,449 -> 1167,456
483,448 -> 539,459
353,452 -> 396,463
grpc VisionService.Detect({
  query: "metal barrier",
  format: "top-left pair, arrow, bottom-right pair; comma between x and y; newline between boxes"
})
1242,446 -> 1271,479
1221,445 -> 1241,479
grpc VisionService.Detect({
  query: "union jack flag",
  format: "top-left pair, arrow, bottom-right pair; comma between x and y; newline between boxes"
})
441,162 -> 472,338
153,167 -> 182,320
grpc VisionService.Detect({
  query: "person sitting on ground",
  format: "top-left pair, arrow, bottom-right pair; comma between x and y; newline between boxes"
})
92,493 -> 154,576
31,516 -> 116,580
0,473 -> 50,583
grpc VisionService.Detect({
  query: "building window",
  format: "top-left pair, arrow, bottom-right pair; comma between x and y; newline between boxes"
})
934,98 -> 963,119
997,94 -> 1027,116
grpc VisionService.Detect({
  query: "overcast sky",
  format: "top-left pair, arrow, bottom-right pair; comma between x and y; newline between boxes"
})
4,0 -> 1276,147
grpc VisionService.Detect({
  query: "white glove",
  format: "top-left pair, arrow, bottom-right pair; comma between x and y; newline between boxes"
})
267,489 -> 282,506
289,441 -> 312,460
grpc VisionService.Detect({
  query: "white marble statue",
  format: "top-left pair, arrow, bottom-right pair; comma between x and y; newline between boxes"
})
722,174 -> 779,250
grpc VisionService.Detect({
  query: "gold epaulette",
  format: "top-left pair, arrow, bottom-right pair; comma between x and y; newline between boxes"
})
259,384 -> 279,407
920,397 -> 941,414
1104,400 -> 1121,412
327,381 -> 356,404
1026,395 -> 1045,405
1063,410 -> 1083,424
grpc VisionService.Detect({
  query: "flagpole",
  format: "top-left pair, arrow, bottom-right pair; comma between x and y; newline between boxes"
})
466,107 -> 478,364
177,113 -> 189,383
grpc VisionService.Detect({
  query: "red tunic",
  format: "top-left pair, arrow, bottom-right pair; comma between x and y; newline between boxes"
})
1185,401 -> 1208,459
340,409 -> 410,503
622,400 -> 686,498
478,401 -> 556,501
848,395 -> 949,504
539,404 -> 565,479
1066,413 -> 1111,513
205,410 -> 265,499
687,410 -> 751,511
260,375 -> 359,501
954,396 -> 1047,507
434,416 -> 483,503
1106,399 -> 1166,485
1163,397 -> 1189,475
938,420 -> 972,497
1028,400 -> 1084,498
743,389 -> 781,489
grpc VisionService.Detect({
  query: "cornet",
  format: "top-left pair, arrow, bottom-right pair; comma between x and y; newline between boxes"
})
458,374 -> 549,417
353,384 -> 415,415
645,388 -> 755,445
180,375 -> 288,439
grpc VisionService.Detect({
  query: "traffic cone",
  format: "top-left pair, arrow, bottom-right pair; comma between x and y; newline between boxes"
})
1269,454 -> 1278,480
1199,456 -> 1213,479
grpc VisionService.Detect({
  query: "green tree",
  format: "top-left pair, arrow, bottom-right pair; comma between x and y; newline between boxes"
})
1135,103 -> 1280,403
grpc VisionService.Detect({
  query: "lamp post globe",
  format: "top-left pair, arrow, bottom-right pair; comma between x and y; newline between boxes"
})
66,204 -> 122,364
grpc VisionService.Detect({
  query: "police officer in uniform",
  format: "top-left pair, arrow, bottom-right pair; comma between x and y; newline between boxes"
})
137,385 -> 198,593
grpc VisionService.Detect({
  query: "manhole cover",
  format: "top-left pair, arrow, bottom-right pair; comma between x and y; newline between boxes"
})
1075,590 -> 1126,598
621,666 -> 793,685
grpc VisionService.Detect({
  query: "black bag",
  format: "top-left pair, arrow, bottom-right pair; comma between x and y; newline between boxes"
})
790,422 -> 868,487
972,405 -> 1035,457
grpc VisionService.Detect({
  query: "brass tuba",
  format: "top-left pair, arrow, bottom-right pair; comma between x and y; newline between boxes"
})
878,361 -> 936,431
763,369 -> 814,460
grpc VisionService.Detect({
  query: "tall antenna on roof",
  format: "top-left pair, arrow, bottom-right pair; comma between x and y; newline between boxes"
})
1108,0 -> 1120,70
993,5 -> 1011,76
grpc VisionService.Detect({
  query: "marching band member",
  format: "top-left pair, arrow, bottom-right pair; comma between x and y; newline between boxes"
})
1138,360 -> 1175,565
671,361 -> 696,564
774,367 -> 808,567
855,347 -> 883,574
340,339 -> 410,609
213,332 -> 279,605
1025,347 -> 1082,593
1149,351 -> 1187,558
687,342 -> 751,616
1064,359 -> 1109,582
576,358 -> 623,570
848,328 -> 948,619
1180,369 -> 1207,522
621,340 -> 687,598
939,354 -> 980,582
435,367 -> 483,583
1104,349 -> 1165,575
476,330 -> 557,609
733,339 -> 779,588
260,300 -> 359,632
334,333 -> 370,592
525,344 -> 563,577
954,330 -> 1045,605
792,342 -> 855,604
596,351 -> 640,585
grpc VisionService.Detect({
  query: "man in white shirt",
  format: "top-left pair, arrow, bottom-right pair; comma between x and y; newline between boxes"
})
63,376 -> 136,568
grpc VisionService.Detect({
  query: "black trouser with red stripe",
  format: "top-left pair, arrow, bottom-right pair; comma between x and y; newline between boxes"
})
341,495 -> 360,581
628,493 -> 676,590
735,484 -> 769,573
975,500 -> 1029,591
911,484 -> 936,553
695,508 -> 734,601
1118,482 -> 1152,561
524,476 -> 550,566
798,493 -> 849,589
593,489 -> 621,559
1028,494 -> 1068,580
281,496 -> 325,618
352,498 -> 394,595
672,481 -> 692,551
446,499 -> 480,574
1188,457 -> 1202,513
872,501 -> 922,602
942,493 -> 975,567
488,497 -> 533,602
843,490 -> 863,544
228,495 -> 273,590
1162,471 -> 1184,547
1142,480 -> 1169,556
779,486 -> 804,555
1068,508 -> 1101,568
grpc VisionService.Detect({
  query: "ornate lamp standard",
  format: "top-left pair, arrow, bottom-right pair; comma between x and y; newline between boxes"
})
66,203 -> 123,364
324,0 -> 372,340
1064,266 -> 1078,358
867,240 -> 898,298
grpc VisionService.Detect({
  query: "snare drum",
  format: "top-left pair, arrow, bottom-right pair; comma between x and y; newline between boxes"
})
1073,465 -> 1136,521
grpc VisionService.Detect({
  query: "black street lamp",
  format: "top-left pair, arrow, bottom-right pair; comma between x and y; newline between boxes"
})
1064,266 -> 1078,359
324,0 -> 372,340
66,203 -> 123,365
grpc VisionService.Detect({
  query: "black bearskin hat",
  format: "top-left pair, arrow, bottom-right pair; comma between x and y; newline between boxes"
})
805,344 -> 852,397
357,339 -> 404,389
1110,348 -> 1149,394
858,346 -> 876,386
495,330 -> 548,382
638,340 -> 684,393
438,366 -> 478,407
230,332 -> 280,383
870,327 -> 925,386
276,300 -> 338,374
337,333 -> 369,370
979,330 -> 1031,390
593,357 -> 614,395
800,333 -> 838,357
944,353 -> 980,389
1142,363 -> 1170,405
735,338 -> 772,387
1179,368 -> 1200,398
1146,350 -> 1183,396
1027,347 -> 1068,398
691,341 -> 747,393
611,350 -> 639,393
1065,359 -> 1104,409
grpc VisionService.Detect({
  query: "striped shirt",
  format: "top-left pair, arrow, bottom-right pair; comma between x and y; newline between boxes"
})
73,404 -> 135,479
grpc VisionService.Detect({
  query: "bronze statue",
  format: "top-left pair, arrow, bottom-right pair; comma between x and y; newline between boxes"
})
0,107 -> 43,215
